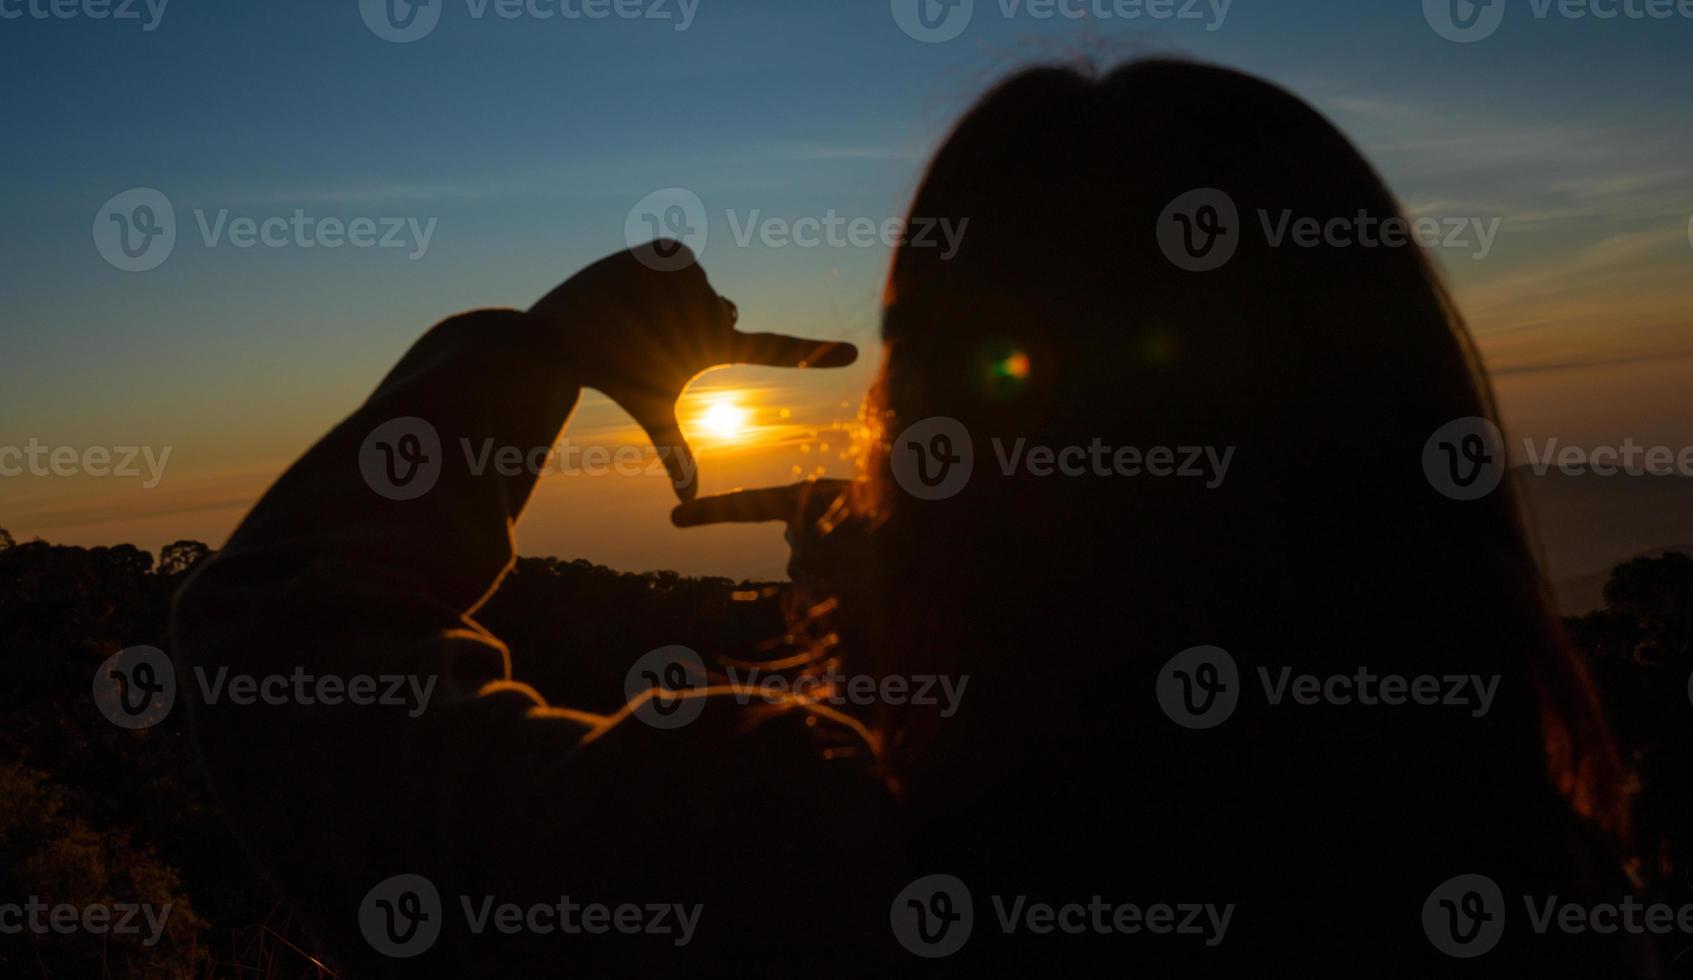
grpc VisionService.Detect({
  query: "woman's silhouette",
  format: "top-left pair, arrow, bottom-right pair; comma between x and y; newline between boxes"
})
175,59 -> 1651,977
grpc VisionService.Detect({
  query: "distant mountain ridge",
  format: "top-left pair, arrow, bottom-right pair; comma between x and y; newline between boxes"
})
1515,465 -> 1693,613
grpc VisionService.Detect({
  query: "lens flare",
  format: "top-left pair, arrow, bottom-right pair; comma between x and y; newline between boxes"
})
993,350 -> 1031,380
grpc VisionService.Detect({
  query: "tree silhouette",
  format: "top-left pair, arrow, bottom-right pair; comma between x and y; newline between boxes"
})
157,540 -> 213,578
0,761 -> 209,977
0,530 -> 784,973
1602,553 -> 1693,665
1566,552 -> 1693,898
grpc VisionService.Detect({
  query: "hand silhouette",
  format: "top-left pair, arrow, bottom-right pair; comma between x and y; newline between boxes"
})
671,479 -> 875,609
529,240 -> 858,500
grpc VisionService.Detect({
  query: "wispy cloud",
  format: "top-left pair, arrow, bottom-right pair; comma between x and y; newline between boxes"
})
1327,94 -> 1693,231
1311,91 -> 1693,397
758,141 -> 915,162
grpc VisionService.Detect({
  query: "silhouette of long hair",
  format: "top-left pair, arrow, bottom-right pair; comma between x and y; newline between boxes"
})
783,60 -> 1637,968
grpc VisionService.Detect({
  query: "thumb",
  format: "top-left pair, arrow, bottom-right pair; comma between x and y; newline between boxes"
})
633,405 -> 699,503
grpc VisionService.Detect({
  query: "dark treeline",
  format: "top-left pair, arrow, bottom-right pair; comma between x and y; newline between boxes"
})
0,528 -> 784,977
1,526 -> 1690,976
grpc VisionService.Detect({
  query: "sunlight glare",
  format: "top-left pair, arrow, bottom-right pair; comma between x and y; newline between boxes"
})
699,398 -> 750,441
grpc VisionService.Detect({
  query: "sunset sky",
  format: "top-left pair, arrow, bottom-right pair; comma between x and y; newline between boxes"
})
2,0 -> 1690,580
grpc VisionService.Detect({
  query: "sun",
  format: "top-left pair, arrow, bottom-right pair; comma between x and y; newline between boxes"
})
697,398 -> 750,441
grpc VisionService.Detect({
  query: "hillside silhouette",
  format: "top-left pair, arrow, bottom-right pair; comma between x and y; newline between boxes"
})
3,526 -> 1693,975
0,526 -> 786,977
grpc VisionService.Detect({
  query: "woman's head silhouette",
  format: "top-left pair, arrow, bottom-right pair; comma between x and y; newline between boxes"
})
847,58 -> 1623,846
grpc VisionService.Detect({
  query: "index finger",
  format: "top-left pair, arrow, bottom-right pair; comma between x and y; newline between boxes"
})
728,332 -> 859,369
671,480 -> 848,528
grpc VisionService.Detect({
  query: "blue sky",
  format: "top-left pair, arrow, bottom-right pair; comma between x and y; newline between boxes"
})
2,0 -> 1690,577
